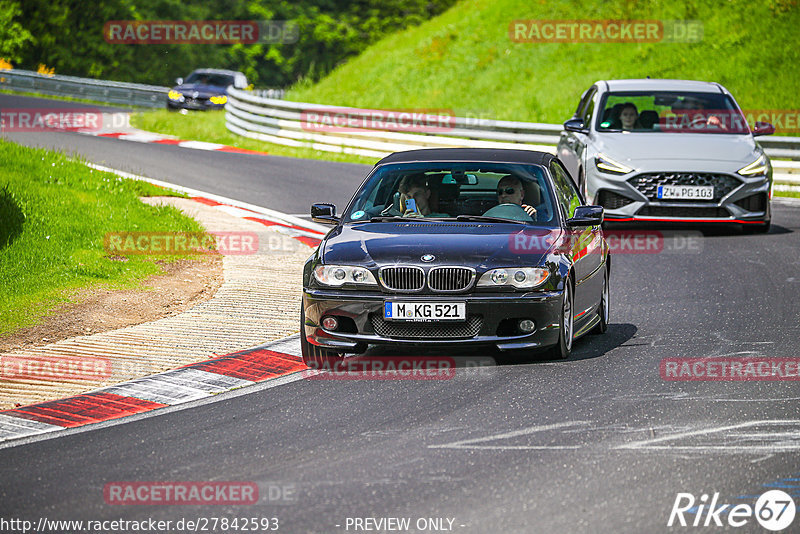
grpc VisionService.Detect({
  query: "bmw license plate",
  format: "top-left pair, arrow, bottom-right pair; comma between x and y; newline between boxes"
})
384,302 -> 466,322
657,185 -> 714,200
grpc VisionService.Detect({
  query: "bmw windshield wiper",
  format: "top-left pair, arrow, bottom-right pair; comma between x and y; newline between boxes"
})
454,215 -> 527,224
364,216 -> 407,222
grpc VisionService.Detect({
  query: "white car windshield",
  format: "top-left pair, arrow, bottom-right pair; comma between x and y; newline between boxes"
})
596,91 -> 748,134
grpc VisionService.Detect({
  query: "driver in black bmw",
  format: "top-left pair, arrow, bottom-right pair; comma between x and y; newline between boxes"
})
495,174 -> 537,217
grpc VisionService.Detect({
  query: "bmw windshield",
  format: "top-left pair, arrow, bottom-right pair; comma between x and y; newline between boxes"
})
184,72 -> 234,87
344,162 -> 558,226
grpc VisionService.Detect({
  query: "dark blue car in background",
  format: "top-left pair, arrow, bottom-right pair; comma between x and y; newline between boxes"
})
166,68 -> 248,111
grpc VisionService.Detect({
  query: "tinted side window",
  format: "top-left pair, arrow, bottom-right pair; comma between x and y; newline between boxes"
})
574,88 -> 590,117
574,86 -> 596,119
550,162 -> 581,220
580,89 -> 597,126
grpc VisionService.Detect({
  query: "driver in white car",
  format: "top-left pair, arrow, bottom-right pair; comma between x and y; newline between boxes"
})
496,175 -> 537,217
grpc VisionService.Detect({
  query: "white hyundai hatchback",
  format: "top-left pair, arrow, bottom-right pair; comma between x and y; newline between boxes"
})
557,79 -> 774,232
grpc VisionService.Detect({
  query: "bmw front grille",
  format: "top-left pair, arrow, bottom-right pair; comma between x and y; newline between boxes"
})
378,266 -> 475,292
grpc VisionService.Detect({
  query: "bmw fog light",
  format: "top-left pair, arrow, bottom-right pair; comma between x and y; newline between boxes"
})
518,319 -> 536,333
322,316 -> 339,331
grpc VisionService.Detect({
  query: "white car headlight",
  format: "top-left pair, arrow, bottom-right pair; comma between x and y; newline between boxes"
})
313,265 -> 377,287
477,268 -> 550,289
595,153 -> 633,175
737,154 -> 769,177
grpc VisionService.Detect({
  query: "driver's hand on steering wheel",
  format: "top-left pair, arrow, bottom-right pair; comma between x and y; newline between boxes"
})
521,204 -> 537,217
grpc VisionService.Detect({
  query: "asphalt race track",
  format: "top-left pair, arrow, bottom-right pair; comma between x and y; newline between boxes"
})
2,94 -> 800,532
0,94 -> 370,214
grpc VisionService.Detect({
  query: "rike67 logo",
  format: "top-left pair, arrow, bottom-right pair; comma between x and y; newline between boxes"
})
668,490 -> 796,530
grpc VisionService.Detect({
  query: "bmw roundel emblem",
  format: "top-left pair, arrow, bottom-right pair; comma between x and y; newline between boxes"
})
421,254 -> 435,262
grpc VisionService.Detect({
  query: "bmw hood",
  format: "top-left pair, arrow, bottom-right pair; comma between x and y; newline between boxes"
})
322,223 -> 562,270
594,132 -> 762,168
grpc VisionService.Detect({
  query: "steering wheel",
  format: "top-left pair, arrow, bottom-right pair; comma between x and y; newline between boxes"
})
688,114 -> 709,129
482,203 -> 534,222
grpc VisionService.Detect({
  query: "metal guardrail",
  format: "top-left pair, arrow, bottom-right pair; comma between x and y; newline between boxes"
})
252,88 -> 286,100
1,71 -> 795,176
224,88 -> 800,179
0,69 -> 169,108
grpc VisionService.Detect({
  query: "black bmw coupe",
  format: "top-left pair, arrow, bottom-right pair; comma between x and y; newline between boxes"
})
301,148 -> 610,367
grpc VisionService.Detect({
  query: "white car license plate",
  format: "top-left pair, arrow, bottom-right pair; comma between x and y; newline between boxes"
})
657,185 -> 714,200
384,302 -> 466,322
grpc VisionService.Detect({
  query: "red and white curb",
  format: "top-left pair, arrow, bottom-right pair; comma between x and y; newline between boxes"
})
0,165 -> 329,445
84,130 -> 271,157
0,337 -> 307,443
86,163 -> 329,247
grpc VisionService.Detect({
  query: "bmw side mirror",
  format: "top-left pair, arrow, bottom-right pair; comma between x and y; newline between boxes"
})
567,205 -> 604,227
752,121 -> 775,137
563,118 -> 588,133
175,77 -> 183,85
311,203 -> 340,225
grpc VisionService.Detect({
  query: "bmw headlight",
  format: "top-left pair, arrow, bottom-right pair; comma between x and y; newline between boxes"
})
313,265 -> 377,287
477,268 -> 550,289
595,153 -> 633,175
737,154 -> 769,177
168,90 -> 184,102
209,95 -> 228,105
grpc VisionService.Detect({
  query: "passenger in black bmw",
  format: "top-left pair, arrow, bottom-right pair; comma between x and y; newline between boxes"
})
398,174 -> 450,218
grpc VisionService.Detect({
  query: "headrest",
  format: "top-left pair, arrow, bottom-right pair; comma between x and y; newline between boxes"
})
639,110 -> 659,129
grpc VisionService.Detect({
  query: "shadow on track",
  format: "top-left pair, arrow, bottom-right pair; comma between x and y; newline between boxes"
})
491,322 -> 638,366
359,323 -> 637,368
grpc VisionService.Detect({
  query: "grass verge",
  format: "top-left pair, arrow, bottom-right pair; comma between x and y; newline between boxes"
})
287,0 -> 799,127
0,139 -> 205,336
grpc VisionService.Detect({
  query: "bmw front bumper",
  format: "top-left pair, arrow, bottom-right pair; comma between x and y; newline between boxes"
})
302,289 -> 564,352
